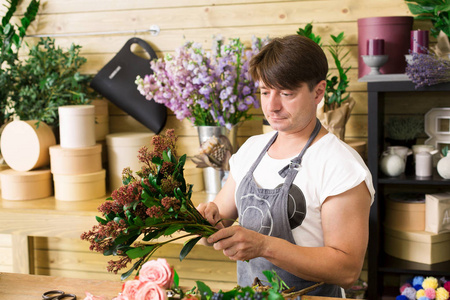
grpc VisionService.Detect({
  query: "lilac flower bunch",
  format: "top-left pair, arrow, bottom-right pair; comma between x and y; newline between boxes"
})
406,52 -> 450,88
136,36 -> 269,129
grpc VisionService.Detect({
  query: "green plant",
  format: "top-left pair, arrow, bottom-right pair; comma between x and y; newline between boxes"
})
386,116 -> 424,141
81,130 -> 218,280
297,23 -> 351,111
10,37 -> 95,127
0,0 -> 40,125
405,0 -> 450,38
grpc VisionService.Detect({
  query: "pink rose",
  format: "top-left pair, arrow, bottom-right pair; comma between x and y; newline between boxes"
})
135,281 -> 167,300
122,279 -> 143,300
83,292 -> 109,300
112,294 -> 129,300
139,258 -> 174,289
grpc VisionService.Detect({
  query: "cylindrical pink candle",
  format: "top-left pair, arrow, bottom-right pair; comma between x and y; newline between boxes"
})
410,30 -> 429,54
367,39 -> 385,55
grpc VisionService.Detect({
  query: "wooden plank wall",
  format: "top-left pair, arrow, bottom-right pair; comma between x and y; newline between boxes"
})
1,0 -> 431,291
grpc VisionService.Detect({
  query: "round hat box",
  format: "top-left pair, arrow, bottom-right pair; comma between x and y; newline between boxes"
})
49,144 -> 102,175
106,132 -> 154,191
0,168 -> 52,200
53,169 -> 106,201
0,120 -> 56,171
58,105 -> 96,148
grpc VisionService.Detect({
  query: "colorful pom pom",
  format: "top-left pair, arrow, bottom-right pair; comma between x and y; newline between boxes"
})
416,284 -> 425,290
416,289 -> 426,299
418,297 -> 431,300
403,287 -> 418,300
444,281 -> 450,293
401,283 -> 413,293
424,288 -> 436,300
413,276 -> 425,286
397,296 -> 409,300
423,277 -> 439,290
436,287 -> 449,300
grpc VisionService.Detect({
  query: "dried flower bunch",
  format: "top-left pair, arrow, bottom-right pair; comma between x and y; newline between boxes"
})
135,36 -> 269,129
81,129 -> 218,280
191,135 -> 232,171
84,258 -> 322,300
406,52 -> 450,88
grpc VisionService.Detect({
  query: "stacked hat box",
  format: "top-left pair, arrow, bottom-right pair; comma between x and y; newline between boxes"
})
0,120 -> 56,200
51,105 -> 106,201
383,192 -> 450,264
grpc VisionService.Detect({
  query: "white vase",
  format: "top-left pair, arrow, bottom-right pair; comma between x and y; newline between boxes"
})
380,149 -> 405,177
437,156 -> 450,179
196,125 -> 238,197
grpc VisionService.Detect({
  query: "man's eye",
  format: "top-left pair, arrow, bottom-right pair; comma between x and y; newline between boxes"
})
282,93 -> 292,97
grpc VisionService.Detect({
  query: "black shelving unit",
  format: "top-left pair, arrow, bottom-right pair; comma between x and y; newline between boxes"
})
367,80 -> 450,299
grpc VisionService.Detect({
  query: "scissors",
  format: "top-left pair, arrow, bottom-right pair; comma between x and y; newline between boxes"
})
42,290 -> 77,300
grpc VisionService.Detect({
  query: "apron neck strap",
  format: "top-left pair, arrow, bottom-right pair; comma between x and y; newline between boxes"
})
278,118 -> 322,178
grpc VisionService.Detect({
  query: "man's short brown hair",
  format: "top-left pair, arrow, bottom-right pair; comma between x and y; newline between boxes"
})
249,35 -> 328,91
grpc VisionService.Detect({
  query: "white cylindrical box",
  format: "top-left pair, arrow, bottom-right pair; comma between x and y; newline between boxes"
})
0,120 -> 56,171
59,105 -> 96,148
53,169 -> 106,201
49,144 -> 102,175
0,168 -> 52,200
106,132 -> 154,191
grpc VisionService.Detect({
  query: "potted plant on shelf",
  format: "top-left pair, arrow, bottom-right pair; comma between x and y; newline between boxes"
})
9,37 -> 97,129
385,116 -> 424,148
405,0 -> 450,58
297,23 -> 355,140
0,0 -> 40,127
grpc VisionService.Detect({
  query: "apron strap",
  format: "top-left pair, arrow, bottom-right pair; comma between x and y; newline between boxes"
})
278,119 -> 322,178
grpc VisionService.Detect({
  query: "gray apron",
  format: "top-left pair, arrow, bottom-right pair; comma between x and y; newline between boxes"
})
235,119 -> 341,297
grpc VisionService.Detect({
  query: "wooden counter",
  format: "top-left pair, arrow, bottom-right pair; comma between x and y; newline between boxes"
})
0,272 -> 343,300
0,192 -> 209,274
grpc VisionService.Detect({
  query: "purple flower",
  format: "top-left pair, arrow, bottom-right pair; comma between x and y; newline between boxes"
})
136,36 -> 270,126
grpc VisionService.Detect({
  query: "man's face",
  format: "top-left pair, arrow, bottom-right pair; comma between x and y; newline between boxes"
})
259,81 -> 325,134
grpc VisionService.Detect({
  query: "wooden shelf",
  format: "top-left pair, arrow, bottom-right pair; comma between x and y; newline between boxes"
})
379,254 -> 450,276
366,80 -> 450,299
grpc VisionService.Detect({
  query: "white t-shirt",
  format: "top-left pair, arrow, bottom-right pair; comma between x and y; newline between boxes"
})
229,131 -> 375,247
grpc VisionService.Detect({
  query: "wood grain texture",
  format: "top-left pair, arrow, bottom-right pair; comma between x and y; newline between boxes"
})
1,0 -> 422,285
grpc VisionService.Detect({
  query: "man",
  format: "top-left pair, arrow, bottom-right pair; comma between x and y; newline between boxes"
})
197,35 -> 375,297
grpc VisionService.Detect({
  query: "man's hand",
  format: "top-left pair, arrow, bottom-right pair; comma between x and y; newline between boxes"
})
206,225 -> 266,261
197,202 -> 225,230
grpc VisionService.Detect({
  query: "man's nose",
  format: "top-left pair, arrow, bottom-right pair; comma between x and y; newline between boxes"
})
266,94 -> 282,111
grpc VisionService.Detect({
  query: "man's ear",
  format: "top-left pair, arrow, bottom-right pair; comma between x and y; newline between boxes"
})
314,80 -> 326,104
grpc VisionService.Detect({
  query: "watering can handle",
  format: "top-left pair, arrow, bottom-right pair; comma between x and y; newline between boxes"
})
121,37 -> 158,62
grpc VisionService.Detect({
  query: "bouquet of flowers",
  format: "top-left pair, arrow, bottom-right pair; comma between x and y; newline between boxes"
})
191,135 -> 233,171
396,275 -> 450,300
81,129 -> 219,280
83,258 -> 321,300
135,36 -> 269,129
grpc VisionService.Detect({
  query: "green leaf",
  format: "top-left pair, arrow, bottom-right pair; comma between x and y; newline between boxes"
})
179,236 -> 202,261
164,224 -> 184,236
126,245 -> 155,259
142,229 -> 164,241
268,290 -> 284,300
121,257 -> 144,281
95,216 -> 108,225
196,280 -> 213,299
173,269 -> 180,288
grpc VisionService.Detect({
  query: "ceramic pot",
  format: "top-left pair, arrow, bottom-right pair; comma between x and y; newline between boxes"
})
437,156 -> 450,179
380,149 -> 405,177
